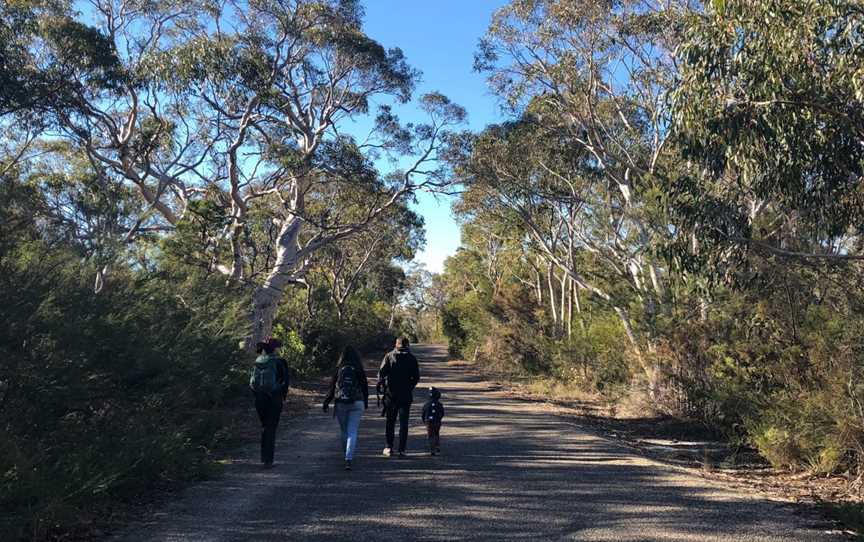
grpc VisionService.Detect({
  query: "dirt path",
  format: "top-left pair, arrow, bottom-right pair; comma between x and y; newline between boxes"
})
115,345 -> 843,541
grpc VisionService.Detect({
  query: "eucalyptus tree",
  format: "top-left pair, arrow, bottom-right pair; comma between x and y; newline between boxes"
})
472,0 -> 698,377
313,201 -> 424,321
0,0 -> 74,118
454,141 -> 577,336
455,117 -> 655,374
672,0 -> 864,274
25,0 -> 464,348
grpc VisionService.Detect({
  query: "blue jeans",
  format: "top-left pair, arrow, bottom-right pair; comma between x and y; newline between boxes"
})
335,400 -> 364,460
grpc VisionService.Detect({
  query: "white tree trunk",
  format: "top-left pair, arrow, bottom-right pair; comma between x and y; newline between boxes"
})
559,272 -> 567,335
248,216 -> 303,349
566,275 -> 573,339
613,306 -> 656,394
573,282 -> 585,333
546,261 -> 558,326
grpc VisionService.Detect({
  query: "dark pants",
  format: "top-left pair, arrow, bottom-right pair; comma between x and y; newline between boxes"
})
426,420 -> 442,450
385,402 -> 411,452
254,393 -> 283,464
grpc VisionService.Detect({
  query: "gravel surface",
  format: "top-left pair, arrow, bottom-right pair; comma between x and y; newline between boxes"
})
115,345 -> 843,541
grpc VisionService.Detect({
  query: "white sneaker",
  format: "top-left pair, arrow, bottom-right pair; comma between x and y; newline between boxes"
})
382,447 -> 392,457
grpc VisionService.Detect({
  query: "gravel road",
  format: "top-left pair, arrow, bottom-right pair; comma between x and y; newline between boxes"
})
116,344 -> 842,541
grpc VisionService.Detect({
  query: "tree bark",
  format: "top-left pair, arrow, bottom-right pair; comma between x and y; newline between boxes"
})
546,260 -> 558,327
248,215 -> 303,349
559,271 -> 567,336
573,282 -> 585,333
566,275 -> 573,339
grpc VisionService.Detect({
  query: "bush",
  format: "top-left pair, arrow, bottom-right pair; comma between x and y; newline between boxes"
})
0,238 -> 248,541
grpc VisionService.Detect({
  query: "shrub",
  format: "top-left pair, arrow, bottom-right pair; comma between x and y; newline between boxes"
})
0,238 -> 248,541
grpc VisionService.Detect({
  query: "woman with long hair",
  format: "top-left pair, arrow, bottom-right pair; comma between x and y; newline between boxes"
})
322,346 -> 369,470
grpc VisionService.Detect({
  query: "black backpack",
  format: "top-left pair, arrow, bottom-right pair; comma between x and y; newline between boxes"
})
335,365 -> 362,403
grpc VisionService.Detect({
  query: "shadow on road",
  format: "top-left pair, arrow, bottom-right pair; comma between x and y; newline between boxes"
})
115,344 -> 841,542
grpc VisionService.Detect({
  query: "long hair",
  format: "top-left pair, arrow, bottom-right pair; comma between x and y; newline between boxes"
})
337,345 -> 362,371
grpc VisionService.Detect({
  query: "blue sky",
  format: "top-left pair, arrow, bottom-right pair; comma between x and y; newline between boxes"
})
360,0 -> 508,273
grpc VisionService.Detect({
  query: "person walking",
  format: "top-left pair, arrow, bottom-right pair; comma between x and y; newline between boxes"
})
249,338 -> 290,468
421,386 -> 446,456
323,346 -> 369,470
377,337 -> 420,457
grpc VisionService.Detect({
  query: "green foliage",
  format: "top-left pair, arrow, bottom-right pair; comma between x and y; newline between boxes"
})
672,0 -> 864,271
447,0 -> 864,481
270,324 -> 307,373
0,220 -> 248,539
441,290 -> 490,360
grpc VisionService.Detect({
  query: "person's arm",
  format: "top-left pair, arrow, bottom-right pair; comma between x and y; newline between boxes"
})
411,354 -> 420,388
440,403 -> 445,419
358,365 -> 369,408
377,354 -> 390,384
421,402 -> 430,422
279,359 -> 290,398
322,371 -> 337,411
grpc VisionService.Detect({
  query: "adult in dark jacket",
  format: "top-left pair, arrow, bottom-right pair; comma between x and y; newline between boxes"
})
249,338 -> 290,467
377,337 -> 420,457
322,346 -> 369,470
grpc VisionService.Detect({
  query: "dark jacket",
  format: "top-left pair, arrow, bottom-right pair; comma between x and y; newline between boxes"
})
323,363 -> 369,409
378,347 -> 420,405
421,399 -> 445,423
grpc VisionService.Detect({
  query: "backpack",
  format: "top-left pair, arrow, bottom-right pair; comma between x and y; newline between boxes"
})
250,356 -> 279,395
335,365 -> 362,403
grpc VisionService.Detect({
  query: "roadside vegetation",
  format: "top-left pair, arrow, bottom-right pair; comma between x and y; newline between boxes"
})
3,0 -> 863,539
439,0 -> 864,488
0,1 -> 454,539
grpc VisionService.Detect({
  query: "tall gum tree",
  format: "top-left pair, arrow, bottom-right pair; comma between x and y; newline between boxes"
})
26,0 -> 465,349
470,0 -> 699,385
671,0 -> 864,275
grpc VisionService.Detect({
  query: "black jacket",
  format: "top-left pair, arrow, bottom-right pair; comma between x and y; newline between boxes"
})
421,399 -> 445,423
378,347 -> 420,405
323,363 -> 369,408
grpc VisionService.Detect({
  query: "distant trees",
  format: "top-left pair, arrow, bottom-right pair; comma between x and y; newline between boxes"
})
465,0 -> 692,386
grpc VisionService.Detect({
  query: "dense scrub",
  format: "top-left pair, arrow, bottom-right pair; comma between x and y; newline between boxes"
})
0,188 -> 241,539
0,173 -> 414,540
441,247 -> 864,477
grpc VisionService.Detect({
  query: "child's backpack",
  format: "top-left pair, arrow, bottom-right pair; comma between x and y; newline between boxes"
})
250,355 -> 279,395
335,365 -> 362,403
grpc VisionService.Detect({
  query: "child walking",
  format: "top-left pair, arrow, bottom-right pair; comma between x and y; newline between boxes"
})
421,387 -> 445,455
